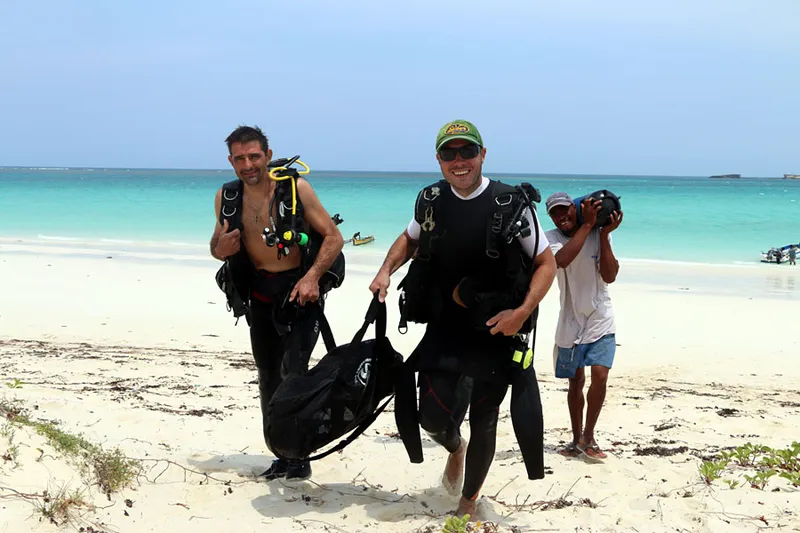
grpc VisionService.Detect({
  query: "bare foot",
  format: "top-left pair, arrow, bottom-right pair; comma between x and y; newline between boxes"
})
442,438 -> 467,496
456,497 -> 479,521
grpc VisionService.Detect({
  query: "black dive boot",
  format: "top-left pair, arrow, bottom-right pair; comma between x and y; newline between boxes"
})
285,459 -> 311,481
259,458 -> 288,481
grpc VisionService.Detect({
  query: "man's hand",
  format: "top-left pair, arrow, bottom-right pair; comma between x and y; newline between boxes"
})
581,198 -> 602,227
290,273 -> 320,305
215,220 -> 241,259
486,308 -> 529,336
369,269 -> 391,303
601,211 -> 623,236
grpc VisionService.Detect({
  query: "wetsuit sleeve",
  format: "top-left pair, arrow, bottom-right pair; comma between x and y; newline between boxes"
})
406,218 -> 421,240
518,208 -> 550,258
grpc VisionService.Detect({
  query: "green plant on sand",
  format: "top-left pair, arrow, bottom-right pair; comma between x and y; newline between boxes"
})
698,441 -> 800,490
1,400 -> 140,496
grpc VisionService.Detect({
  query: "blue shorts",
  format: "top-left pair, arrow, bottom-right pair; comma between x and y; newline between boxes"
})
554,334 -> 616,379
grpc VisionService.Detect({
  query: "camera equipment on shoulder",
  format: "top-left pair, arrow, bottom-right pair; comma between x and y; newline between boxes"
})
574,189 -> 622,228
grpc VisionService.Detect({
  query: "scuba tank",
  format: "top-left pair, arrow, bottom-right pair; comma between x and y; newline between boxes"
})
574,189 -> 622,228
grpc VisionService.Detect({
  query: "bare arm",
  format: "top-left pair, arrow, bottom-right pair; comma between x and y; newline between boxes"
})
486,245 -> 557,336
369,230 -> 418,301
296,179 -> 344,281
598,235 -> 618,283
598,212 -> 623,283
209,189 -> 226,261
379,231 -> 419,276
553,223 -> 593,269
517,246 -> 557,317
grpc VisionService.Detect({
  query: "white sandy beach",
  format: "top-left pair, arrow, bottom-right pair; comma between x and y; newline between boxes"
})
1,243 -> 799,533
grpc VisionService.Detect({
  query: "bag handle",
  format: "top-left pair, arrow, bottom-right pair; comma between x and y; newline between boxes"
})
350,291 -> 386,346
301,292 -> 389,463
315,306 -> 338,353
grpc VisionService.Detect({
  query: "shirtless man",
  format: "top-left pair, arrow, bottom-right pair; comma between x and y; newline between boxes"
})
209,125 -> 344,481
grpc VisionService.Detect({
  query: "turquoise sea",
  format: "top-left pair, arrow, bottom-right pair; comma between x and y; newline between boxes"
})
1,167 -> 799,266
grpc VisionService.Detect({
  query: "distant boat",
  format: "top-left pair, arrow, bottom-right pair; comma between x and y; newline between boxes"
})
761,243 -> 799,263
344,232 -> 375,246
353,235 -> 375,246
784,174 -> 800,180
710,174 -> 741,179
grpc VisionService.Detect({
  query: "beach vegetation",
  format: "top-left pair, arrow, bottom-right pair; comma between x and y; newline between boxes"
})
699,441 -> 800,490
1,419 -> 21,468
31,484 -> 92,527
5,378 -> 23,389
438,515 -> 502,532
0,399 -> 140,496
442,514 -> 470,533
698,458 -> 728,484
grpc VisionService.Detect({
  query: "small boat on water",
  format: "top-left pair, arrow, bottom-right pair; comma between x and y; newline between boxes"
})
761,243 -> 799,263
345,232 -> 375,246
784,174 -> 800,180
710,174 -> 741,179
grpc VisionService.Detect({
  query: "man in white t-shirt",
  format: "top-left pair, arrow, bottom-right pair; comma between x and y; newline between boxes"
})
369,120 -> 556,520
544,191 -> 623,461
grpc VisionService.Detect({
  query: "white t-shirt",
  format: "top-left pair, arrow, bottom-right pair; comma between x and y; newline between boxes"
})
546,227 -> 616,347
406,176 -> 550,258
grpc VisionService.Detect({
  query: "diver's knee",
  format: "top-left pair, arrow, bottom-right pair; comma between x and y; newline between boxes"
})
469,409 -> 499,435
419,408 -> 450,434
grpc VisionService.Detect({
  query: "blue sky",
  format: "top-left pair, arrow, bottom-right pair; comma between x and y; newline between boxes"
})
1,0 -> 798,176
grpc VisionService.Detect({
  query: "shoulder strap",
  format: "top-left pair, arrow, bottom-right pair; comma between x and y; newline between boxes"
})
305,394 -> 394,462
485,180 -> 543,261
486,180 -> 520,260
313,306 -> 338,353
273,177 -> 308,230
414,180 -> 447,261
219,179 -> 244,230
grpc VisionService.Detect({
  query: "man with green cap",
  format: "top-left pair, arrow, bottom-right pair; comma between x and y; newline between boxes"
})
369,120 -> 556,519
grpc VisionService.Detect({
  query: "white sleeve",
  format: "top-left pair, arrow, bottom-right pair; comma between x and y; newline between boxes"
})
547,229 -> 564,254
518,208 -> 550,258
406,218 -> 421,241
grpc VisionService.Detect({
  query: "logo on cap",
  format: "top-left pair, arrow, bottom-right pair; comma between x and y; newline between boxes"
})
445,123 -> 470,135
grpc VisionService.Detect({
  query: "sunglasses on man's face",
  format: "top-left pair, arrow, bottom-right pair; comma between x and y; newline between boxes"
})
438,143 -> 481,162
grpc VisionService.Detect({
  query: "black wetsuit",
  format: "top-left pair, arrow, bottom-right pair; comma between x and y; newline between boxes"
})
409,180 -> 539,501
418,371 -> 508,499
249,268 -> 323,452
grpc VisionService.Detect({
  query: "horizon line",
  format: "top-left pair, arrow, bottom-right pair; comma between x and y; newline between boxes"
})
0,165 -> 793,180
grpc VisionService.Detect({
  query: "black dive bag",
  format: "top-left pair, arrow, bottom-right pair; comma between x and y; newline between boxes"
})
264,294 -> 404,461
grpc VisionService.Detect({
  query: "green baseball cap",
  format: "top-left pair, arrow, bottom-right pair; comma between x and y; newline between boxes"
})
435,120 -> 483,151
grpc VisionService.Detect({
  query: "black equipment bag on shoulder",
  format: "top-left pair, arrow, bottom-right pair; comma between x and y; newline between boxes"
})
264,293 -> 404,461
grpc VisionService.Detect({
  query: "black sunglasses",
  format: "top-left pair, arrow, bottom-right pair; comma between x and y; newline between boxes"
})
438,143 -> 481,162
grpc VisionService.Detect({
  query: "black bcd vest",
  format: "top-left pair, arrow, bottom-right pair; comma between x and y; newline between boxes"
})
215,178 -> 345,325
398,178 -> 542,337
